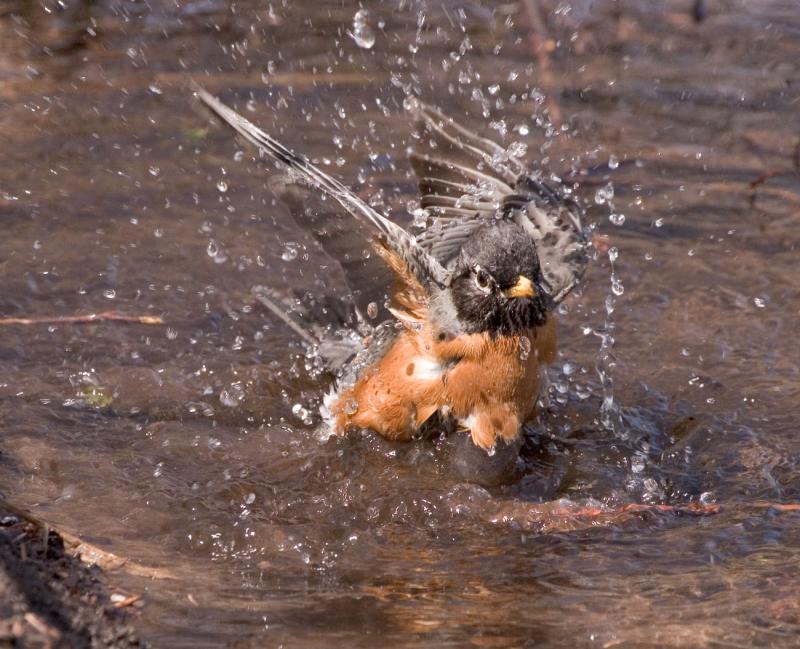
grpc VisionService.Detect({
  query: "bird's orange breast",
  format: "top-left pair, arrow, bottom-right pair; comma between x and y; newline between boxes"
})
330,318 -> 557,448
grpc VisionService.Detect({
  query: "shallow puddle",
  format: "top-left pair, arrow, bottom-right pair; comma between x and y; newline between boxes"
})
1,0 -> 800,646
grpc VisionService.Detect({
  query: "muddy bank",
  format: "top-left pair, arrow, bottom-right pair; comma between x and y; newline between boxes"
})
0,501 -> 146,648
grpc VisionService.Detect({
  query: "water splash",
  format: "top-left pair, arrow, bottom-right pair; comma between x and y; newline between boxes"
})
594,246 -> 622,433
518,336 -> 531,361
220,382 -> 245,408
348,9 -> 376,49
292,403 -> 314,425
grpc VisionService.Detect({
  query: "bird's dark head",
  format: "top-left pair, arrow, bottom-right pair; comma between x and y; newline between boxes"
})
449,220 -> 548,336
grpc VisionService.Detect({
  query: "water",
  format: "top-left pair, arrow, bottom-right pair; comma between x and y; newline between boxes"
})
2,0 -> 800,646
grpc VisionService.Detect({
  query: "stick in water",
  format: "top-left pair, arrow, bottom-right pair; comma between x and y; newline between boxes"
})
0,312 -> 164,326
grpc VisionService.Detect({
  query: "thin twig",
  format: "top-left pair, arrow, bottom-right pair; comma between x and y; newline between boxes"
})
555,501 -> 721,519
749,169 -> 796,191
753,501 -> 800,512
749,139 -> 800,204
520,0 -> 562,128
23,612 -> 60,639
0,312 -> 164,326
112,594 -> 142,609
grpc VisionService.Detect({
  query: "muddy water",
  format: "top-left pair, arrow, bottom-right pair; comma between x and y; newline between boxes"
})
1,0 -> 800,646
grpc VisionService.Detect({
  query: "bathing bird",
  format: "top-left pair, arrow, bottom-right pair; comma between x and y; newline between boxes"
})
196,89 -> 589,456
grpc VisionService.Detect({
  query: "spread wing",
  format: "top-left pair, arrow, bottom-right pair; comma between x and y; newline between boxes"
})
265,177 -> 394,322
196,88 -> 448,322
409,103 -> 589,304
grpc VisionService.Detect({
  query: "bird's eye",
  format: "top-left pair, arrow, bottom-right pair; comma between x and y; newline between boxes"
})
474,267 -> 492,292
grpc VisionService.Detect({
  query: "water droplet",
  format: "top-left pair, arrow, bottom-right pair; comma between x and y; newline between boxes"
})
486,446 -> 496,457
517,123 -> 530,136
349,9 -> 376,49
148,84 -> 163,95
654,217 -> 665,228
507,141 -> 527,158
609,212 -> 626,226
562,362 -> 575,376
753,296 -> 767,308
631,455 -> 646,474
207,240 -> 219,257
281,243 -> 299,262
518,336 -> 531,360
148,166 -> 160,177
608,154 -> 619,169
219,381 -> 245,407
103,289 -> 116,299
344,398 -> 359,415
611,276 -> 624,296
594,182 -> 614,205
608,246 -> 619,264
366,302 -> 379,319
217,180 -> 228,193
292,403 -> 313,425
245,492 -> 256,505
166,328 -> 178,340
403,95 -> 421,113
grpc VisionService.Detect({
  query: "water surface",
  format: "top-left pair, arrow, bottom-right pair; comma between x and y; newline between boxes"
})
1,0 -> 799,646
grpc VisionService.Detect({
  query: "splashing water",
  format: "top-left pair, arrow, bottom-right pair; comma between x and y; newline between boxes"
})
349,9 -> 376,49
519,336 -> 531,361
595,246 -> 622,433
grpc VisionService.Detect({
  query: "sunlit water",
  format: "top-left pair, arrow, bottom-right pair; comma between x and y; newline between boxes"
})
1,1 -> 800,646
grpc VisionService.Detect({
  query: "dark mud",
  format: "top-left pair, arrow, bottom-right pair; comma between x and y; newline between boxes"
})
0,501 -> 145,648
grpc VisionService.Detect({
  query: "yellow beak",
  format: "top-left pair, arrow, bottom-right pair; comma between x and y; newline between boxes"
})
504,275 -> 535,299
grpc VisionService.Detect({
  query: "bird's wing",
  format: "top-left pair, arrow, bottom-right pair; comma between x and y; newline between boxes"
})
196,88 -> 448,322
409,102 -> 589,304
409,103 -> 521,265
510,180 -> 589,304
266,177 -> 394,322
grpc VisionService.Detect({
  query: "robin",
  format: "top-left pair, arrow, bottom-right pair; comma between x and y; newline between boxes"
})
196,89 -> 589,458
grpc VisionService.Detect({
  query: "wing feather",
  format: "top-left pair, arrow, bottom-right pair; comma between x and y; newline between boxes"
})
196,88 -> 450,311
409,102 -> 589,302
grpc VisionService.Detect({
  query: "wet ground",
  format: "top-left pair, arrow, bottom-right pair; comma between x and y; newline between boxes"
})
1,0 -> 800,646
